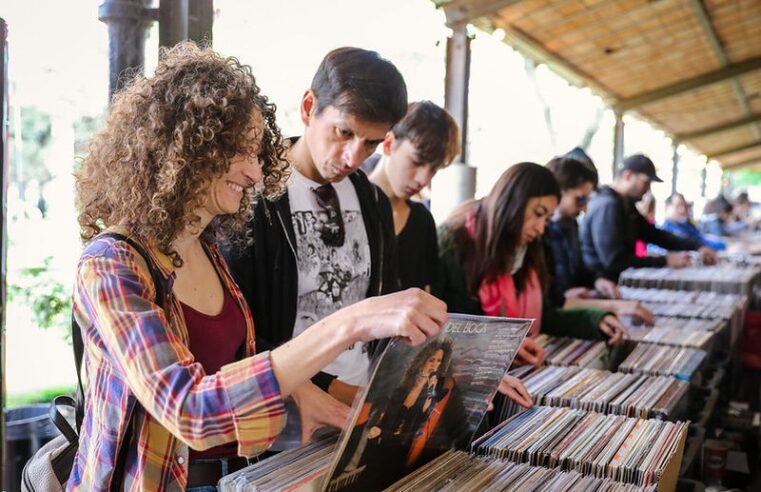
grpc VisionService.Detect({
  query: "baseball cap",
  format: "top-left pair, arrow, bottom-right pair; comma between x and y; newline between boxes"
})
622,154 -> 663,182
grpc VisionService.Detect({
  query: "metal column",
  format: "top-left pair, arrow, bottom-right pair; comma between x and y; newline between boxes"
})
98,0 -> 156,99
159,0 -> 213,50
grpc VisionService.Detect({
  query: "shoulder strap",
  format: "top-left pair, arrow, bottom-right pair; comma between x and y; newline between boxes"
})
72,232 -> 166,433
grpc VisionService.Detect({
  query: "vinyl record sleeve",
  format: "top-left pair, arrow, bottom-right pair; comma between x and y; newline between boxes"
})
323,313 -> 532,491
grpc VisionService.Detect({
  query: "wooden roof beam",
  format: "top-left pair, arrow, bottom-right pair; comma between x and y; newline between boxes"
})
723,157 -> 761,171
441,0 -> 521,28
707,141 -> 761,160
689,0 -> 729,66
676,114 -> 761,140
499,24 -> 614,99
688,0 -> 761,139
614,57 -> 761,112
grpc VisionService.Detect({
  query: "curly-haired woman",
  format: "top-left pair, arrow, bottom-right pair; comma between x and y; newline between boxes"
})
69,42 -> 447,491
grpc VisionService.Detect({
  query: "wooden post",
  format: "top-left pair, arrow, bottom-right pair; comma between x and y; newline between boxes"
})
613,112 -> 624,178
671,142 -> 680,194
432,25 -> 477,224
445,25 -> 471,164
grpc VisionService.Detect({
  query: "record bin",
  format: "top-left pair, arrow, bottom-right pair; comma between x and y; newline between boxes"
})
616,342 -> 708,384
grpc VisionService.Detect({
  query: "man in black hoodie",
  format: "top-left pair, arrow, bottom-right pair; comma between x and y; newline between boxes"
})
580,154 -> 717,282
229,48 -> 406,439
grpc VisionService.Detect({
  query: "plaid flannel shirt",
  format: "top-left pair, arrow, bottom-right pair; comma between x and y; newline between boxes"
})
67,229 -> 285,491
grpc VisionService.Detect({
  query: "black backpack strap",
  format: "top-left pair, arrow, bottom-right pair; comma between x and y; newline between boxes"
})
48,395 -> 80,484
72,312 -> 86,433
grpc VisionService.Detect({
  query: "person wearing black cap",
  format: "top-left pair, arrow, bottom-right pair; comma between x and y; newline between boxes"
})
580,154 -> 718,282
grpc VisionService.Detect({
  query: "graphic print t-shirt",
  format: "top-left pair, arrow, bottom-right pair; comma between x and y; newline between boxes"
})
289,170 -> 371,385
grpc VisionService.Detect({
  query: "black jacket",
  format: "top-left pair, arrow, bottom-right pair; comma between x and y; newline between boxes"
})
228,169 -> 400,390
544,217 -> 597,306
580,186 -> 703,282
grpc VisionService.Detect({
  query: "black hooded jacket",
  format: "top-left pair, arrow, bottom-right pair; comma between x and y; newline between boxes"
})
580,186 -> 702,282
227,168 -> 400,390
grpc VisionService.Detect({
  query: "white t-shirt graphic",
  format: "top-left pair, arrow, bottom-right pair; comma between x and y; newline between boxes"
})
288,169 -> 371,385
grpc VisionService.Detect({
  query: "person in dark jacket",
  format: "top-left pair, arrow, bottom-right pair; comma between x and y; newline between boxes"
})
544,154 -> 619,305
229,47 -> 407,424
580,154 -> 718,282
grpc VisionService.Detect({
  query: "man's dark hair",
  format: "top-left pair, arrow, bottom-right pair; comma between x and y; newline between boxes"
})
565,147 -> 594,167
546,155 -> 599,191
735,191 -> 750,205
311,47 -> 407,125
704,195 -> 733,215
391,101 -> 460,171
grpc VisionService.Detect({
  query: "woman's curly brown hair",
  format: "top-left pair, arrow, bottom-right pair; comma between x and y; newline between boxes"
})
75,42 -> 289,265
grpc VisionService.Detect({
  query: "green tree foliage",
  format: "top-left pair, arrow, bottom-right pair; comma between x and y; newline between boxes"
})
7,256 -> 72,338
729,169 -> 761,188
74,113 -> 103,156
9,105 -> 53,187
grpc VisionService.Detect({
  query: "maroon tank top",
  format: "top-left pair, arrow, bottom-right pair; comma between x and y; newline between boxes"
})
182,285 -> 246,459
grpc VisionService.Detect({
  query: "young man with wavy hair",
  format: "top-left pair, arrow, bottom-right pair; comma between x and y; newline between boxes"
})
364,101 -> 460,292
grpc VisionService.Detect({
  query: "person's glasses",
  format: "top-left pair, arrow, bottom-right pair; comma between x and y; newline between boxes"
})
312,184 -> 345,247
575,195 -> 590,207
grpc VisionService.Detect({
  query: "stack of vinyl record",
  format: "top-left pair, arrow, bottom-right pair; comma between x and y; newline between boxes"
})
618,264 -> 760,296
638,301 -> 734,320
505,366 -> 688,419
534,334 -> 608,368
218,433 -> 337,492
619,287 -> 745,309
620,284 -> 746,347
385,450 -> 657,491
618,343 -> 706,381
474,406 -> 688,488
632,316 -> 723,333
625,325 -> 715,349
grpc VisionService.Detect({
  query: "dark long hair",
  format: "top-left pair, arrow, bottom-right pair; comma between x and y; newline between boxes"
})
399,338 -> 454,392
442,162 -> 560,294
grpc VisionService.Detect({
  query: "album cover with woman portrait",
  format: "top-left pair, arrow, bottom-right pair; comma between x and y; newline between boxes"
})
324,314 -> 532,491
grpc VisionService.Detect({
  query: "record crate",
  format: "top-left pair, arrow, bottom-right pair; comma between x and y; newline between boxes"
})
621,315 -> 727,354
616,342 -> 708,384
